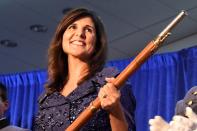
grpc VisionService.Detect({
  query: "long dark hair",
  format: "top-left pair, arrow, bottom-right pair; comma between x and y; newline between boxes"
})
46,8 -> 107,92
0,83 -> 7,102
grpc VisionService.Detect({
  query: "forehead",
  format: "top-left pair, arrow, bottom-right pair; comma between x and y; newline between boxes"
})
72,17 -> 95,27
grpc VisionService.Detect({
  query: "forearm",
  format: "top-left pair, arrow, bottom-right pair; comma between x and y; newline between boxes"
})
109,102 -> 128,131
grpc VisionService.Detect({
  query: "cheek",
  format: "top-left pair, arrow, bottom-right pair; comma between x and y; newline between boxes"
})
88,36 -> 96,52
88,34 -> 96,47
62,33 -> 70,47
62,32 -> 69,43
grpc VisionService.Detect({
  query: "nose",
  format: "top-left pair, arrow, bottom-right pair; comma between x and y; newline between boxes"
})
75,28 -> 86,39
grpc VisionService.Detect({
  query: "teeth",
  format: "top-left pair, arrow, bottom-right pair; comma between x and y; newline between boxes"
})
71,41 -> 84,46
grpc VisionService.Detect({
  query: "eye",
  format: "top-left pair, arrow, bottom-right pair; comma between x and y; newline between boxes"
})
67,24 -> 77,30
84,27 -> 94,33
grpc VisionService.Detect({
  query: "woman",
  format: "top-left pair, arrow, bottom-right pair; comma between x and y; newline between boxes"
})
34,8 -> 136,131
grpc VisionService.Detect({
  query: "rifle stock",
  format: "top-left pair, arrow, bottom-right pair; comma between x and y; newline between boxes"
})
66,10 -> 187,131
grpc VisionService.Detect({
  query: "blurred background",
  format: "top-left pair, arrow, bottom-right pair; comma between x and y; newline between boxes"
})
0,0 -> 197,74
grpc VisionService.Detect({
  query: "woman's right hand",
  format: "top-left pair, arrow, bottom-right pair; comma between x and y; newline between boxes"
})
98,77 -> 121,112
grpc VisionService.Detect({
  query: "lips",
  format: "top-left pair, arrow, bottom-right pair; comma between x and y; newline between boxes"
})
70,40 -> 85,46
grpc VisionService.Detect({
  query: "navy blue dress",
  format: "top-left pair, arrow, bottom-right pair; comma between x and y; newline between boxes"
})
33,67 -> 136,131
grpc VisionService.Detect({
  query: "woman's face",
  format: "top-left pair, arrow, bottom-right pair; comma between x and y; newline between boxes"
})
62,17 -> 96,60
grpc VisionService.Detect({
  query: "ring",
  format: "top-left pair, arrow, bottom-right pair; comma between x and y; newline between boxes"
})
102,94 -> 107,98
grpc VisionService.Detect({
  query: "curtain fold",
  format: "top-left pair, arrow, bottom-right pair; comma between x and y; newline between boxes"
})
107,45 -> 197,131
0,45 -> 197,131
0,70 -> 46,129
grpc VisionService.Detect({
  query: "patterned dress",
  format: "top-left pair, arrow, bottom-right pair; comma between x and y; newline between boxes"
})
33,67 -> 136,131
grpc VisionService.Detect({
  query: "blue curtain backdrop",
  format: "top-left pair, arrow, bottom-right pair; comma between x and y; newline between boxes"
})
0,45 -> 197,131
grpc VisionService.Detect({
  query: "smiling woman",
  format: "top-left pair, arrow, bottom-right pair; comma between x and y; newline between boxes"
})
33,8 -> 136,131
62,17 -> 96,61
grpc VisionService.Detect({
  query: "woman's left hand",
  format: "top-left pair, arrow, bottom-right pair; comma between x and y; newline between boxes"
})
98,77 -> 121,112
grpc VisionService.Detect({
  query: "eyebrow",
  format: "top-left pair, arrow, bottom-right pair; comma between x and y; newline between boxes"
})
68,23 -> 95,31
69,23 -> 76,26
85,25 -> 95,30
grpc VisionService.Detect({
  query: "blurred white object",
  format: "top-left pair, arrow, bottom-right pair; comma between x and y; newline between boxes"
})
149,107 -> 197,131
149,116 -> 170,131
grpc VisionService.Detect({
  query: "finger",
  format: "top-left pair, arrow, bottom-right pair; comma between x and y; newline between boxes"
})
98,87 -> 111,109
99,82 -> 121,111
106,83 -> 118,92
100,97 -> 113,110
98,87 -> 107,100
102,83 -> 114,96
105,77 -> 115,83
99,94 -> 109,109
100,89 -> 120,111
105,83 -> 120,101
98,87 -> 103,99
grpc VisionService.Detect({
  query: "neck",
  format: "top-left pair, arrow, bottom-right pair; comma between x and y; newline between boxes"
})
61,56 -> 90,97
67,55 -> 90,83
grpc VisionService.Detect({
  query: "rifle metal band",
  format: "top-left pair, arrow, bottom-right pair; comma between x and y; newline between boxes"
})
90,102 -> 97,113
